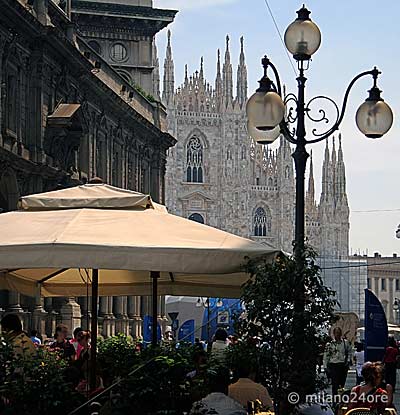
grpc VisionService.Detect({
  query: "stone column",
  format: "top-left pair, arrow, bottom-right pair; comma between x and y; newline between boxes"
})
60,297 -> 81,337
99,296 -> 115,338
32,287 -> 47,338
6,291 -> 23,314
78,296 -> 91,330
114,296 -> 129,335
150,154 -> 160,202
35,0 -> 48,25
128,296 -> 142,338
157,296 -> 164,333
160,295 -> 168,331
0,35 -> 6,147
44,298 -> 57,339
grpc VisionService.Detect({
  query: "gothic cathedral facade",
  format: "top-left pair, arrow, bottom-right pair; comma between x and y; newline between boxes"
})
162,32 -> 350,260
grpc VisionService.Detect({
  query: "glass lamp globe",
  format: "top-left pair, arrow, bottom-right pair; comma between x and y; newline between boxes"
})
284,6 -> 321,60
394,301 -> 399,311
356,99 -> 393,139
246,90 -> 285,131
247,121 -> 280,145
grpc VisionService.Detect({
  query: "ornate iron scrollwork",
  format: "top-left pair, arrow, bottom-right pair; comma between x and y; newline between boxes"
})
305,95 -> 340,138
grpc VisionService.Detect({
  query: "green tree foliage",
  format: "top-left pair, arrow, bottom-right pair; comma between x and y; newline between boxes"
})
97,333 -> 139,384
0,339 -> 84,415
235,248 -> 338,413
109,343 -> 200,414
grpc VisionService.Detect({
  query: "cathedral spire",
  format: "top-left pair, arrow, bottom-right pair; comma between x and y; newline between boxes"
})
199,56 -> 204,81
320,140 -> 330,205
236,36 -> 248,108
336,133 -> 347,202
306,150 -> 316,213
222,35 -> 233,106
331,136 -> 337,203
162,30 -> 175,106
215,49 -> 223,109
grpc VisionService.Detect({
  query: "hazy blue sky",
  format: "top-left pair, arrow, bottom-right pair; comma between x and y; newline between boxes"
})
154,0 -> 400,257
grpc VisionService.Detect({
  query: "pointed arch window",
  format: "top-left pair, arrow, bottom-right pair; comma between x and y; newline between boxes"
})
241,145 -> 246,160
186,136 -> 203,183
227,145 -> 232,161
254,207 -> 272,236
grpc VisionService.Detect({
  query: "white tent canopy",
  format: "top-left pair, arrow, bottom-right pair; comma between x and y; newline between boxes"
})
0,183 -> 279,298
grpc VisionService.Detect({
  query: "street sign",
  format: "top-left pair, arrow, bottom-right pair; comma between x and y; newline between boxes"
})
168,312 -> 179,321
217,310 -> 229,325
171,319 -> 179,331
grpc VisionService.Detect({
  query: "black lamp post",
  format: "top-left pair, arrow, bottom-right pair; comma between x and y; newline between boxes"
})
246,4 -> 393,399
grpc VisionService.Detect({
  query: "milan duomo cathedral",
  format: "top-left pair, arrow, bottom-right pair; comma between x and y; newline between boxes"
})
161,32 -> 350,259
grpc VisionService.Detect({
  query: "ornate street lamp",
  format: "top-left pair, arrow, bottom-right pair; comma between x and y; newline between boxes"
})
246,3 -> 393,400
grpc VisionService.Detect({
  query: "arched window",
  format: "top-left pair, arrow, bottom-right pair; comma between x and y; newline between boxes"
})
188,213 -> 204,224
117,70 -> 132,85
227,146 -> 232,161
186,136 -> 203,183
110,43 -> 128,62
285,165 -> 290,179
254,207 -> 272,236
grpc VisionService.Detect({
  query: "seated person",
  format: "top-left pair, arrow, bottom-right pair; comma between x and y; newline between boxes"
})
190,366 -> 246,415
75,331 -> 91,381
348,361 -> 390,413
228,365 -> 273,411
49,324 -> 75,361
186,350 -> 208,380
1,314 -> 36,357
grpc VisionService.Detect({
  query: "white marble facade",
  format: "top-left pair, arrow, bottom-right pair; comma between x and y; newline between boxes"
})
161,33 -> 350,260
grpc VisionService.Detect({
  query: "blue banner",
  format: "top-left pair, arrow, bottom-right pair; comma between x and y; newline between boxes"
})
178,319 -> 195,343
365,289 -> 388,362
143,315 -> 161,345
201,298 -> 242,342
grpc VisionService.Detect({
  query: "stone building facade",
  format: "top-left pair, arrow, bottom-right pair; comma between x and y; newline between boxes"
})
162,33 -> 350,259
0,0 -> 176,338
364,253 -> 400,325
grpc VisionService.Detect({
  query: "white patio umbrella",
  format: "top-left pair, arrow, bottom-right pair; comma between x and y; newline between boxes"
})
0,183 -> 279,389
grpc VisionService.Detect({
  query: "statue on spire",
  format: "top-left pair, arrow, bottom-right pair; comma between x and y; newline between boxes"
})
162,29 -> 175,106
222,34 -> 233,106
236,35 -> 247,108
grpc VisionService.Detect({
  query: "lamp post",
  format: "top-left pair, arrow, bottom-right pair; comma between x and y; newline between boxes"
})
246,5 -> 393,398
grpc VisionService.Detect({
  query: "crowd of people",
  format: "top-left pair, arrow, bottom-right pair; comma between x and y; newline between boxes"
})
2,313 -> 400,415
0,313 -> 98,396
323,326 -> 399,415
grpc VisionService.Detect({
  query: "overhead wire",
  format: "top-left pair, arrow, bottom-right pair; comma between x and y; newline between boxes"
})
263,0 -> 297,76
351,208 -> 400,213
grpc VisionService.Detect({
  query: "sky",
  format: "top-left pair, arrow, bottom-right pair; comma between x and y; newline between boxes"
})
154,0 -> 400,257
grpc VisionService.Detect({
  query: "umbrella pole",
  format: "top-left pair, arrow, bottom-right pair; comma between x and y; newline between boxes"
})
151,271 -> 160,346
90,268 -> 99,391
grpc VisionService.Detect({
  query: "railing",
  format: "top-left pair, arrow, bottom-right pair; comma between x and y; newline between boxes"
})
250,185 -> 278,192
